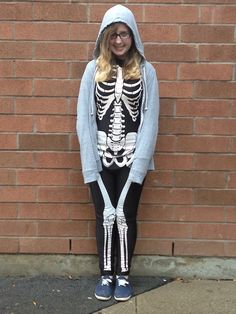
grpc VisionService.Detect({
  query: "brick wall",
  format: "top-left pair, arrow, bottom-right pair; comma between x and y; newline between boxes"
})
0,0 -> 236,258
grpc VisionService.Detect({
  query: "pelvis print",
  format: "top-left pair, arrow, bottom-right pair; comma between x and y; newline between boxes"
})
96,66 -> 142,167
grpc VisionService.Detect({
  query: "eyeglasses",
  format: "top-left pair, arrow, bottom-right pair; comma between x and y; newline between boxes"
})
110,31 -> 131,41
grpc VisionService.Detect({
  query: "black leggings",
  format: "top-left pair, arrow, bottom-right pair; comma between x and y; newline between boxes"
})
89,166 -> 144,276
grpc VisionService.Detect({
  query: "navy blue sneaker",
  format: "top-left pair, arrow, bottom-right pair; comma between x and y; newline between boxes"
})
94,275 -> 114,301
114,276 -> 133,301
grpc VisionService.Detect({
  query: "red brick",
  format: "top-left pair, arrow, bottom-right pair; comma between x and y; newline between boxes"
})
34,79 -> 79,97
0,42 -> 33,59
171,206 -> 225,222
0,98 -> 14,113
15,61 -> 69,78
200,6 -> 214,23
0,221 -> 37,236
179,64 -> 232,80
0,22 -> 14,39
0,239 -> 19,253
35,116 -> 75,132
89,4 -> 143,23
0,79 -> 32,96
70,24 -> 99,41
0,187 -> 36,202
191,223 -> 236,240
18,203 -> 69,220
20,238 -> 69,254
135,239 -> 172,255
68,170 -> 84,185
145,170 -> 174,187
159,99 -> 175,116
195,82 -> 236,99
199,45 -> 236,62
228,173 -> 236,188
34,3 -> 87,22
19,134 -> 69,150
231,101 -> 236,117
70,134 -> 80,151
160,82 -> 193,98
38,186 -> 89,203
71,238 -> 97,254
69,204 -> 95,220
139,25 -> 178,42
159,117 -> 193,135
35,152 -> 80,169
156,135 -> 176,152
15,23 -> 69,41
145,5 -> 198,23
174,241 -> 225,257
0,204 -> 17,218
195,155 -> 236,170
0,3 -> 33,20
154,63 -> 177,81
129,0 -> 181,3
138,205 -> 174,221
0,116 -> 33,132
176,100 -> 231,117
181,25 -> 234,43
0,152 -> 34,168
214,6 -> 236,23
70,62 -> 87,79
184,0 -> 236,3
226,208 -> 236,222
15,97 -> 68,115
0,134 -> 17,149
195,118 -> 236,135
145,44 -> 197,62
0,61 -> 14,77
195,190 -> 236,205
37,221 -> 88,237
17,169 -> 69,186
35,42 -> 88,60
88,221 -> 96,237
138,222 -> 192,238
176,136 -> 229,152
141,187 -> 193,205
231,138 -> 236,153
174,171 -> 226,188
156,154 -> 194,170
225,243 -> 236,257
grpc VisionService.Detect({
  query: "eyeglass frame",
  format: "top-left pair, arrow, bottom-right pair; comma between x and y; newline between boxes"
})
110,31 -> 131,41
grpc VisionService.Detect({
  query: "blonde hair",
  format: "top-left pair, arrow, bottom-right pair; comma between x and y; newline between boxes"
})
95,24 -> 142,82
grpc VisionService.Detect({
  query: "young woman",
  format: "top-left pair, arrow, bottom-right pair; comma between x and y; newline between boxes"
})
77,5 -> 159,302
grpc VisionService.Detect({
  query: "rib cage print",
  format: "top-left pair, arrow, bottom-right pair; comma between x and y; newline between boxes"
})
96,66 -> 143,168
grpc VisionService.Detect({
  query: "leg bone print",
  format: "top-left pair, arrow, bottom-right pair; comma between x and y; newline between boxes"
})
96,66 -> 142,167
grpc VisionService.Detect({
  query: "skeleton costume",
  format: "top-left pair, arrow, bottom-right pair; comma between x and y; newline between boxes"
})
76,5 -> 160,276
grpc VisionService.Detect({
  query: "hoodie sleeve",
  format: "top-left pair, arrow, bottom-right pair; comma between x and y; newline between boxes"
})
129,62 -> 160,184
76,61 -> 100,184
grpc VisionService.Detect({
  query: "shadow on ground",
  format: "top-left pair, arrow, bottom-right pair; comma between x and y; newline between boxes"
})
0,276 -> 172,314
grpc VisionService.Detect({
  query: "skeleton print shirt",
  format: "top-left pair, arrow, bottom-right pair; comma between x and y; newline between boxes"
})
95,66 -> 143,169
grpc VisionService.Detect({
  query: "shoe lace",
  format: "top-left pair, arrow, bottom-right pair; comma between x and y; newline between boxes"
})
101,277 -> 113,286
117,277 -> 129,287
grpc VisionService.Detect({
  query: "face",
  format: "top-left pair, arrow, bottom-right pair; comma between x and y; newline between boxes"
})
109,23 -> 132,60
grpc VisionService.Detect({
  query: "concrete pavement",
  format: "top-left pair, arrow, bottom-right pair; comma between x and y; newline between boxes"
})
96,279 -> 236,314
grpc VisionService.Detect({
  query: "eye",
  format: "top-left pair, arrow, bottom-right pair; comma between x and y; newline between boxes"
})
120,31 -> 130,38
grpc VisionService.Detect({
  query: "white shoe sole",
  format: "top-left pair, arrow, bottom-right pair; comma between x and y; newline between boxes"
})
94,293 -> 112,301
114,295 -> 132,301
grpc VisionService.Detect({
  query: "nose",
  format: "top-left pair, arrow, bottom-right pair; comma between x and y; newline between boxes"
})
115,35 -> 122,43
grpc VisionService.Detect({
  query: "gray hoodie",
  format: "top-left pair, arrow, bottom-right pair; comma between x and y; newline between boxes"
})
76,4 -> 159,185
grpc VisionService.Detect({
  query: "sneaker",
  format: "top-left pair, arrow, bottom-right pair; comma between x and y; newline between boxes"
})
114,275 -> 133,301
94,275 -> 114,301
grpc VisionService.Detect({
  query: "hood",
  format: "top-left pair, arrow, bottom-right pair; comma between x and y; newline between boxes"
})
93,4 -> 145,60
